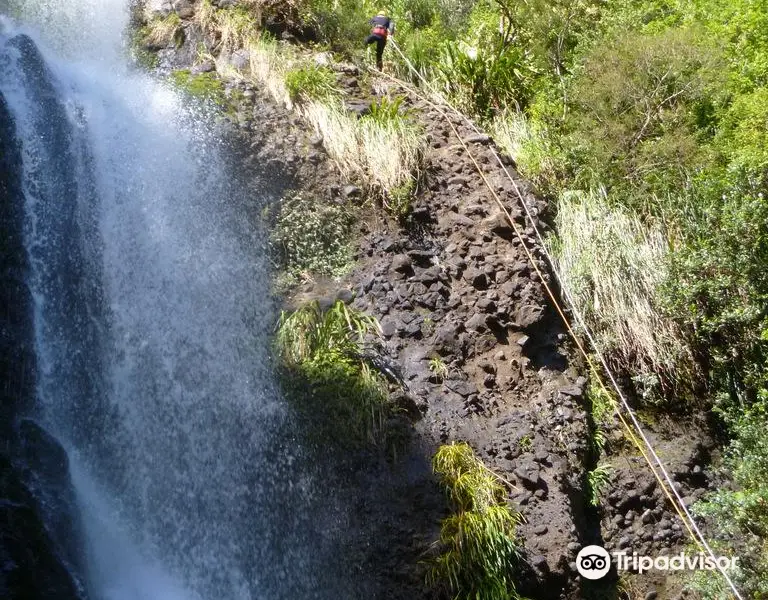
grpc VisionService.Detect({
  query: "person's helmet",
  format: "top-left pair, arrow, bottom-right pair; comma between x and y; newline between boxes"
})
377,10 -> 387,16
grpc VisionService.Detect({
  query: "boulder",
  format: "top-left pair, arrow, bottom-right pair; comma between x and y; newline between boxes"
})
484,212 -> 515,240
515,304 -> 545,329
230,48 -> 251,71
391,254 -> 413,275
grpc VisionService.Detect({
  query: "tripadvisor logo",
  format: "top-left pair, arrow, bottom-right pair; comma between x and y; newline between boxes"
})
576,545 -> 611,580
576,545 -> 740,580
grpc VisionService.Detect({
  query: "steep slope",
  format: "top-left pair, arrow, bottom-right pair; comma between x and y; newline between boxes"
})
133,3 -> 722,599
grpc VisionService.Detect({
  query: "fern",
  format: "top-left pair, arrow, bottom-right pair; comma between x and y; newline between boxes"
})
586,463 -> 614,507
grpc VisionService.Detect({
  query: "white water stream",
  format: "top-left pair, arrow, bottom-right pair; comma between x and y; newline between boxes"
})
0,2 -> 331,598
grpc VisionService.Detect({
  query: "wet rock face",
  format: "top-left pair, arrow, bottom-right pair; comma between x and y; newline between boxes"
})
0,86 -> 33,436
0,79 -> 85,600
0,454 -> 85,600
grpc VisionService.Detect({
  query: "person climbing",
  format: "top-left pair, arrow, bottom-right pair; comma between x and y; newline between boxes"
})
365,10 -> 394,70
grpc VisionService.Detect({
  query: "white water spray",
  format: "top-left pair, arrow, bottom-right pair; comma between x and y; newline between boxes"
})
0,3 -> 330,599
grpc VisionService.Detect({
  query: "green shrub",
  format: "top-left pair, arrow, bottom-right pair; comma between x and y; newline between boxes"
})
269,193 -> 354,284
561,27 -> 722,205
687,0 -> 768,91
437,39 -> 536,119
691,399 -> 768,598
284,64 -> 340,104
303,0 -> 375,56
390,0 -> 439,30
664,169 -> 768,403
428,442 -> 523,600
396,25 -> 446,82
385,178 -> 414,219
275,300 -> 390,446
716,88 -> 768,171
504,0 -> 604,75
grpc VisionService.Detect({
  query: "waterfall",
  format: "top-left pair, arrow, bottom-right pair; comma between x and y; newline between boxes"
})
0,4 -> 338,599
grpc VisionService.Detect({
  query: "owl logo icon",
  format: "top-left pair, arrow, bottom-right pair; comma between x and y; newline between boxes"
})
576,545 -> 611,580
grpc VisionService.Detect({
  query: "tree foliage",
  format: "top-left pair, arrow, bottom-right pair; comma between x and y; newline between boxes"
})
693,400 -> 768,597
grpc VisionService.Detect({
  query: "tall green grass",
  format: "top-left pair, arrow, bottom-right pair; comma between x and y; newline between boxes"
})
283,64 -> 339,104
275,301 -> 390,446
143,12 -> 183,48
428,442 -> 523,600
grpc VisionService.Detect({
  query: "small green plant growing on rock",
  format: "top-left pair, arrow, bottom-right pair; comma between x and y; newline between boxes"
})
366,95 -> 408,125
428,355 -> 448,382
284,65 -> 340,104
275,300 -> 390,446
586,463 -> 613,507
518,434 -> 532,453
428,442 -> 524,600
385,178 -> 415,219
143,12 -> 183,49
170,69 -> 226,107
129,27 -> 160,69
587,372 -> 615,454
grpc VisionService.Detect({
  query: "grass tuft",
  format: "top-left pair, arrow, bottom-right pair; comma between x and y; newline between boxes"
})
247,36 -> 292,106
195,0 -> 260,53
549,190 -> 695,398
284,64 -> 340,104
301,98 -> 425,194
144,12 -> 183,49
428,355 -> 448,382
428,442 -> 523,600
217,5 -> 260,52
275,300 -> 391,447
489,109 -> 560,188
194,0 -> 218,34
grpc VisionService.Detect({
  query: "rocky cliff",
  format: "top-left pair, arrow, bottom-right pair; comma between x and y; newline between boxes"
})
134,3 -> 720,598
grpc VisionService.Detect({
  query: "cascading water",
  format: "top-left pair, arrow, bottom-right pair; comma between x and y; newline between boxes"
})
0,2 -> 346,598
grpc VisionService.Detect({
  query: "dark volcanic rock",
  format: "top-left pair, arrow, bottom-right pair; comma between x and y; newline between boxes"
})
0,83 -> 86,599
484,212 -> 515,240
391,254 -> 413,274
515,304 -> 545,329
0,454 -> 84,600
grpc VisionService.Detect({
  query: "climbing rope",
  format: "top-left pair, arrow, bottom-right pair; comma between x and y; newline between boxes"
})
375,40 -> 744,599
